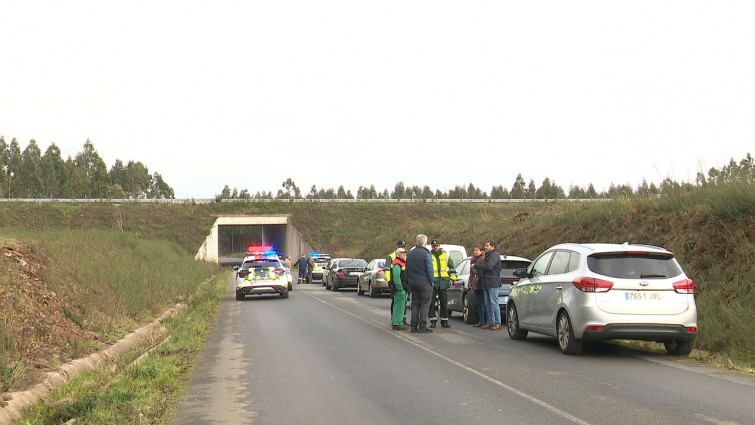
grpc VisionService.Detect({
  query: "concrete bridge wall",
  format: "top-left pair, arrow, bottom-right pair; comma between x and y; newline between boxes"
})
195,215 -> 313,264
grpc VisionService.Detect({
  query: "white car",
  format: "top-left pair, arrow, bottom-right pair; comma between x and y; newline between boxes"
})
234,261 -> 290,300
507,243 -> 698,355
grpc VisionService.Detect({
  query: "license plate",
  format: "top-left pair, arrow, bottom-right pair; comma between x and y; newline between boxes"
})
625,292 -> 663,301
350,272 -> 360,276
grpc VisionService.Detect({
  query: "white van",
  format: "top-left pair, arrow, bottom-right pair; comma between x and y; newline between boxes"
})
410,244 -> 467,267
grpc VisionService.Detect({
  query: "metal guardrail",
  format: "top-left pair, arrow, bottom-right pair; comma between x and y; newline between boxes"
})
0,198 -> 611,204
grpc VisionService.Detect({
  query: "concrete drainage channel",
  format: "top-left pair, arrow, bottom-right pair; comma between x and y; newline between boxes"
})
0,303 -> 186,425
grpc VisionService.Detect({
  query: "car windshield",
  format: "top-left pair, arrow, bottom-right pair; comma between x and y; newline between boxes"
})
587,253 -> 682,279
340,259 -> 367,268
314,258 -> 330,265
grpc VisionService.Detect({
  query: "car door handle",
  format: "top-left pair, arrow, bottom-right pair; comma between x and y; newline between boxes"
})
556,286 -> 563,290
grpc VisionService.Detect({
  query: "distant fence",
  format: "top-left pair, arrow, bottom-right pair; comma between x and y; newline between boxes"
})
0,198 -> 612,204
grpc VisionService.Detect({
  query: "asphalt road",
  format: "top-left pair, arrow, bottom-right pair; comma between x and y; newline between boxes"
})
170,276 -> 755,425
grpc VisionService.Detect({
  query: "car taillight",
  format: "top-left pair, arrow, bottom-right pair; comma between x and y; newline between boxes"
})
585,326 -> 605,332
685,327 -> 698,333
572,277 -> 613,292
336,269 -> 347,278
273,269 -> 285,275
238,270 -> 250,278
673,279 -> 695,294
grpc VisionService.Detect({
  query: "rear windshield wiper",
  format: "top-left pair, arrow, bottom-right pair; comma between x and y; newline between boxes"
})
640,274 -> 666,278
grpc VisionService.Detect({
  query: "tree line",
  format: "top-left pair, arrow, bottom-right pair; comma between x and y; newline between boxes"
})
218,154 -> 753,201
0,136 -> 174,199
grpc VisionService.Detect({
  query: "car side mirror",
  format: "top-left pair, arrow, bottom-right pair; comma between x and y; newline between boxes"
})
233,265 -> 240,270
514,268 -> 529,278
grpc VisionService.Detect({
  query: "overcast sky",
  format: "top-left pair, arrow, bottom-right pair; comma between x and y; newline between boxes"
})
2,1 -> 753,198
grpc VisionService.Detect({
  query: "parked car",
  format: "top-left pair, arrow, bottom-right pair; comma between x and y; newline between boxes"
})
447,254 -> 532,324
506,243 -> 698,356
310,253 -> 331,283
357,259 -> 389,297
325,258 -> 368,291
234,259 -> 290,300
322,257 -> 346,287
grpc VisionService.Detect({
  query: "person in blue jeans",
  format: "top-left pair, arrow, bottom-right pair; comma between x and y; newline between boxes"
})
471,240 -> 502,330
469,245 -> 487,327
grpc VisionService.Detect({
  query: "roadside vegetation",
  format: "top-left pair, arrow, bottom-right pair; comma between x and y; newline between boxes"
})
0,156 -> 752,423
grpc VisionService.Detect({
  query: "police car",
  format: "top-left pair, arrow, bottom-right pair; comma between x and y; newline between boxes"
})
234,246 -> 293,293
310,253 -> 331,283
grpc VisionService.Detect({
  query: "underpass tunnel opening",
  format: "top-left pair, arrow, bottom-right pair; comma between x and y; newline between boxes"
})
218,224 -> 290,258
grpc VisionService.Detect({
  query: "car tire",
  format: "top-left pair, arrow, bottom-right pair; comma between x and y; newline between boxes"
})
235,292 -> 244,301
357,283 -> 364,296
506,303 -> 527,340
333,281 -> 339,291
280,288 -> 289,299
557,310 -> 583,355
463,293 -> 479,324
288,283 -> 293,291
369,281 -> 377,298
664,339 -> 694,356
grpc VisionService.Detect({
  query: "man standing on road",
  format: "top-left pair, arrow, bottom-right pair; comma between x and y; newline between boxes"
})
386,240 -> 407,323
390,248 -> 410,330
428,239 -> 456,329
307,255 -> 315,283
406,234 -> 435,333
472,240 -> 503,330
294,254 -> 307,284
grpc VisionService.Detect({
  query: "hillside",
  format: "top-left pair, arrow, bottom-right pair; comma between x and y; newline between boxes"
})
0,183 -> 752,379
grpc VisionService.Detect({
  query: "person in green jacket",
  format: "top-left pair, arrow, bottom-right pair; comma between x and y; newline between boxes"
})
391,248 -> 409,330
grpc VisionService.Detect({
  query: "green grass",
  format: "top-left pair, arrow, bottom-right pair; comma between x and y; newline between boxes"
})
15,273 -> 227,425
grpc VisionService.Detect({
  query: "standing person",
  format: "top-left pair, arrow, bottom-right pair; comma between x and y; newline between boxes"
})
307,255 -> 315,283
428,239 -> 457,328
406,234 -> 435,333
471,240 -> 502,330
469,245 -> 487,327
386,240 -> 407,322
284,255 -> 292,269
390,248 -> 410,330
294,254 -> 307,284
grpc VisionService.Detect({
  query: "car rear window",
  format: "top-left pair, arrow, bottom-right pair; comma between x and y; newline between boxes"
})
340,260 -> 367,268
501,260 -> 531,269
587,253 -> 683,279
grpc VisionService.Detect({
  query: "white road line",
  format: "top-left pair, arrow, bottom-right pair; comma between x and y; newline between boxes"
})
303,290 -> 592,425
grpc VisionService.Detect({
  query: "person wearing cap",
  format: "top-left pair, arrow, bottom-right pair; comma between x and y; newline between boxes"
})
390,248 -> 410,330
386,239 -> 407,323
471,240 -> 503,330
428,239 -> 457,328
406,234 -> 435,333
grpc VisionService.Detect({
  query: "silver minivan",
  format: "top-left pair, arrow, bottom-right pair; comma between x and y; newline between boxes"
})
507,243 -> 698,355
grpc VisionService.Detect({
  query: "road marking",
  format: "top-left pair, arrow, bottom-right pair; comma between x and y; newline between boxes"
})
303,290 -> 591,425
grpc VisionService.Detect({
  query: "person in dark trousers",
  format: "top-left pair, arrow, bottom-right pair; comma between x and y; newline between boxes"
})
428,239 -> 456,328
390,248 -> 410,330
294,254 -> 307,284
471,240 -> 503,330
406,234 -> 435,333
469,245 -> 487,327
386,240 -> 407,322
307,255 -> 315,283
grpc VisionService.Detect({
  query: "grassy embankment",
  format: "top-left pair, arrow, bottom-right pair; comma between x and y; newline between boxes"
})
0,182 -> 752,422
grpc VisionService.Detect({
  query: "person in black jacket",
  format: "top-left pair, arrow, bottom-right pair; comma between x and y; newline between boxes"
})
471,240 -> 503,330
406,234 -> 435,333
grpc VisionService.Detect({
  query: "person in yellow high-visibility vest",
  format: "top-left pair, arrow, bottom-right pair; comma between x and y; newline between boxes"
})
429,239 -> 457,328
386,240 -> 407,324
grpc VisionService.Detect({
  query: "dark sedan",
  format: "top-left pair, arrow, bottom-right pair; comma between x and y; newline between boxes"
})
326,258 -> 368,291
447,254 -> 532,324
